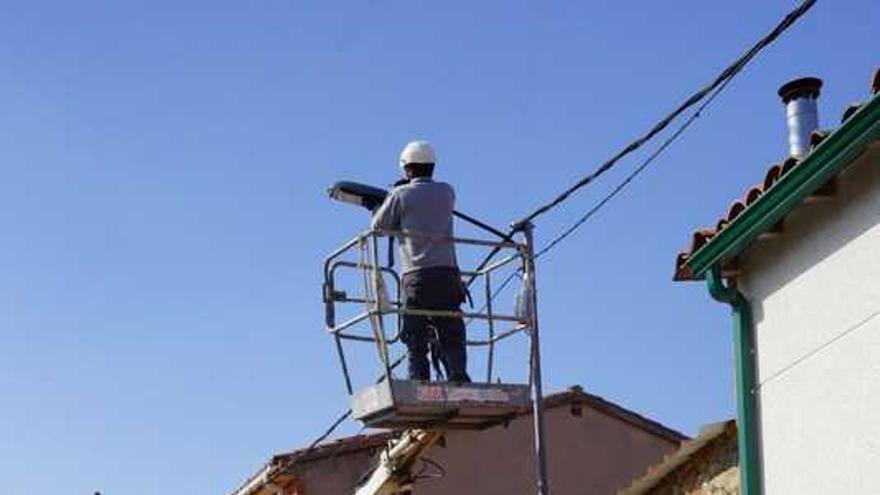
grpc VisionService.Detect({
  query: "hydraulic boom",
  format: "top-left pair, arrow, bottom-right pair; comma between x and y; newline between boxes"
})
354,429 -> 443,495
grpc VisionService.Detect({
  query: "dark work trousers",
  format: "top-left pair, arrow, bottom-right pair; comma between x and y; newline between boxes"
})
401,266 -> 470,382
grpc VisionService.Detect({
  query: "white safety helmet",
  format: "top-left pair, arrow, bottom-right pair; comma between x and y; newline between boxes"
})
399,140 -> 436,168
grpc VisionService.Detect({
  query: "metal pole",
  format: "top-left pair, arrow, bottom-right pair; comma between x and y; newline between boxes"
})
522,222 -> 550,495
485,271 -> 496,383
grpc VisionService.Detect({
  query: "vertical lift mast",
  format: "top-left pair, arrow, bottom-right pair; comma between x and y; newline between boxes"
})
325,182 -> 549,495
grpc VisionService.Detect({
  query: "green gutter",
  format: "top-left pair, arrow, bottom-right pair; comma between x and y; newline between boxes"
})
707,266 -> 761,495
686,92 -> 880,279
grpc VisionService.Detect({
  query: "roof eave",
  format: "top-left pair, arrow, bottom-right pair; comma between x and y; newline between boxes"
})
683,92 -> 880,280
229,463 -> 277,495
617,420 -> 735,495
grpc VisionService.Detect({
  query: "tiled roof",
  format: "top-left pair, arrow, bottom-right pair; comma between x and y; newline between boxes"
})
270,431 -> 393,466
674,66 -> 880,281
230,385 -> 687,495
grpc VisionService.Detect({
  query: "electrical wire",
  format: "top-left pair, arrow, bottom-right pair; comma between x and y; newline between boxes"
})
511,0 -> 817,230
414,457 -> 447,481
269,353 -> 407,482
466,0 -> 816,296
534,73 -> 732,260
466,269 -> 520,325
467,0 -> 818,325
269,408 -> 353,480
465,78 -> 730,326
467,71 -> 727,317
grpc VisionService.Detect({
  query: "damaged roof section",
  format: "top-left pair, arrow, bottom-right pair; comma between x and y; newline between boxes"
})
675,66 -> 880,281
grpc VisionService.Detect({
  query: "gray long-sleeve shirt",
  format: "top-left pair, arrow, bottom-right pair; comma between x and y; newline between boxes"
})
371,177 -> 458,274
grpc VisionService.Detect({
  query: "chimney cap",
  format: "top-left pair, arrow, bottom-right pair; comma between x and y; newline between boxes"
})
778,77 -> 823,103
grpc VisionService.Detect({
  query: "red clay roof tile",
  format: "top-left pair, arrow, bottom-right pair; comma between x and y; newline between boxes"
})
810,130 -> 829,148
673,67 -> 878,281
842,103 -> 863,123
763,164 -> 782,190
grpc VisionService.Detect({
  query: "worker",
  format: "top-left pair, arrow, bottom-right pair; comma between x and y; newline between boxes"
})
371,140 -> 470,383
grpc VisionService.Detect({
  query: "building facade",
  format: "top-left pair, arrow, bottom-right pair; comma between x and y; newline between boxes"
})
231,386 -> 686,495
737,138 -> 880,494
674,68 -> 880,493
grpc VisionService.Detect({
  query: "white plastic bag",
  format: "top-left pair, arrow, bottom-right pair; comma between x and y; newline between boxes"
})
514,272 -> 534,324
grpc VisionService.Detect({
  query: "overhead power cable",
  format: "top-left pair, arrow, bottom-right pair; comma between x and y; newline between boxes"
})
465,78 -> 728,318
510,0 -> 817,231
469,0 -> 818,318
534,76 -> 731,260
276,408 -> 354,471
229,407 -> 353,495
262,354 -> 406,487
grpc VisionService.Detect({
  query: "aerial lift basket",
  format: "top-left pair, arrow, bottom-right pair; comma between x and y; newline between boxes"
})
323,228 -> 537,431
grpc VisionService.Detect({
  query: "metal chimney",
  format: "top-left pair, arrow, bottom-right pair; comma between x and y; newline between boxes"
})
778,77 -> 823,158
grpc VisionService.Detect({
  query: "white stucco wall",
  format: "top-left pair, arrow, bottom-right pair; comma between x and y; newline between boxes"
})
738,142 -> 880,494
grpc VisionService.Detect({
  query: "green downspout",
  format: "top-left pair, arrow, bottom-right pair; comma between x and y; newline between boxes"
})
706,266 -> 761,495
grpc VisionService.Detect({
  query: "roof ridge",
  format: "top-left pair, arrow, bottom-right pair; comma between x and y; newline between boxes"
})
551,385 -> 687,444
269,384 -> 686,467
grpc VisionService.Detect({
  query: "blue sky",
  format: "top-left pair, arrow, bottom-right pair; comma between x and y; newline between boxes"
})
1,1 -> 877,493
